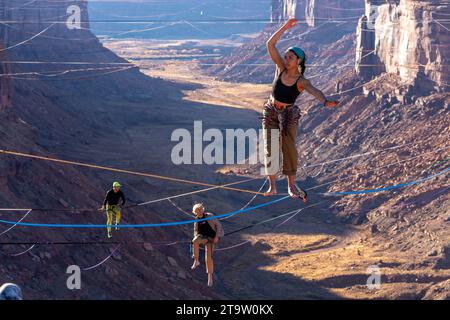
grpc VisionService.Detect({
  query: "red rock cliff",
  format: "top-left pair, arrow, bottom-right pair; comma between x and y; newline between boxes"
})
356,0 -> 450,93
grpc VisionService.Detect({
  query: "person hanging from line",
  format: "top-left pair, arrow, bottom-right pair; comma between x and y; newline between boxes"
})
100,181 -> 126,239
190,203 -> 224,287
262,18 -> 339,201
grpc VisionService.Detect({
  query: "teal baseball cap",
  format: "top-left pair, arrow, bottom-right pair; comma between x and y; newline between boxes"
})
287,47 -> 306,62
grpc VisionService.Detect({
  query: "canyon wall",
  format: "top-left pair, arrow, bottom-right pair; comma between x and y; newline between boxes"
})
270,0 -> 363,26
356,0 -> 450,93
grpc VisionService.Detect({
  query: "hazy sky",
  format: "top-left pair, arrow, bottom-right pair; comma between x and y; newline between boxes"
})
87,0 -> 272,39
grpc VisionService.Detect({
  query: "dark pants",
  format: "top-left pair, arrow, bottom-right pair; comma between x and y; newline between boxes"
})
262,100 -> 302,176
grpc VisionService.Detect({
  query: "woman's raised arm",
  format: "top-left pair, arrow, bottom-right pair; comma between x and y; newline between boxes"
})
266,18 -> 297,71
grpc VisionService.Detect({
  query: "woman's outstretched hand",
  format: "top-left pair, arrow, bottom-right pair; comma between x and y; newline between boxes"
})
325,100 -> 339,108
283,18 -> 297,30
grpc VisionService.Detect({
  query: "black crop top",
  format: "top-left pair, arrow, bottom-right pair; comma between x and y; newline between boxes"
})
271,69 -> 303,104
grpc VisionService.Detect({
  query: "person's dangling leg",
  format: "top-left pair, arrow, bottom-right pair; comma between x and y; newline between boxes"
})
191,238 -> 207,270
191,238 -> 200,269
205,241 -> 214,287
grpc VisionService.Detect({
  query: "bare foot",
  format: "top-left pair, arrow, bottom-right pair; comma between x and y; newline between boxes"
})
263,186 -> 277,197
191,260 -> 200,270
290,184 -> 308,203
288,186 -> 299,198
207,274 -> 213,287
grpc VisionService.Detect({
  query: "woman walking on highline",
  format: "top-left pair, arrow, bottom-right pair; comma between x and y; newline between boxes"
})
263,18 -> 339,201
100,181 -> 126,239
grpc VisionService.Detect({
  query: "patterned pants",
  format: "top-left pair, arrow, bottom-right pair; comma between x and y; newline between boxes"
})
261,100 -> 302,176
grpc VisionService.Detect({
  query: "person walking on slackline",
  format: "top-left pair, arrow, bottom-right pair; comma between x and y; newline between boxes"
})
263,18 -> 339,201
100,181 -> 126,239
